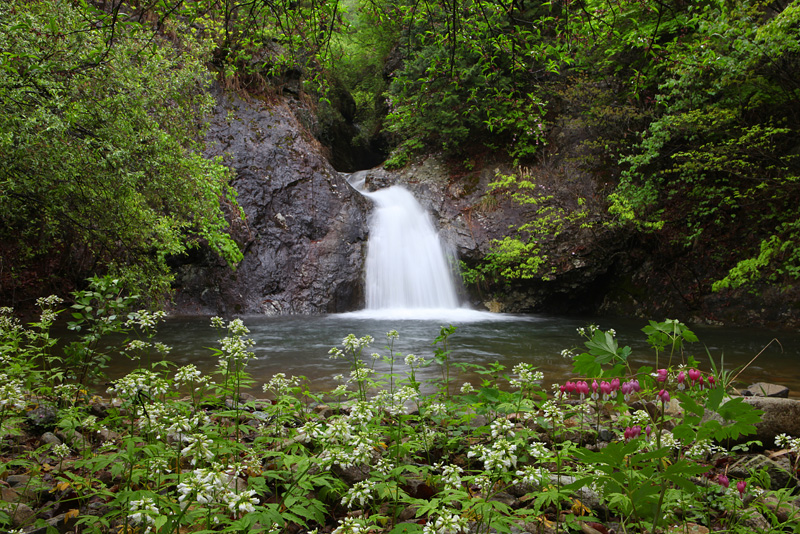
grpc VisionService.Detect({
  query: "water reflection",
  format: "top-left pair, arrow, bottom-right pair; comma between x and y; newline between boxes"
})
102,314 -> 800,398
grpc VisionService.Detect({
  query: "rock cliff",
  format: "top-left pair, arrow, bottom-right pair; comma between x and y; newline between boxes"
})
169,86 -> 370,315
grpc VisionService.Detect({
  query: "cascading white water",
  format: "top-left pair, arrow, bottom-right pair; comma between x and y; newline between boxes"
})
343,173 -> 503,321
362,185 -> 461,310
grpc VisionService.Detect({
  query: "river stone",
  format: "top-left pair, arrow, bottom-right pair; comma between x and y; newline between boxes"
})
41,431 -> 62,446
760,493 -> 800,522
742,382 -> 790,398
170,84 -> 370,315
739,509 -> 770,530
741,397 -> 800,444
2,501 -> 35,528
1,487 -> 20,503
27,405 -> 58,429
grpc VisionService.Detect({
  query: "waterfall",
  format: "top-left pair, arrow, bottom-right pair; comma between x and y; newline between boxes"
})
342,172 -> 504,321
362,185 -> 460,310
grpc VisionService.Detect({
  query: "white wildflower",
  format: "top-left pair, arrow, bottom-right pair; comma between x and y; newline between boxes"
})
423,510 -> 467,534
427,403 -> 447,417
490,418 -> 515,439
226,489 -> 259,514
181,434 -> 215,465
129,496 -> 159,533
342,480 -> 373,508
52,443 -> 70,459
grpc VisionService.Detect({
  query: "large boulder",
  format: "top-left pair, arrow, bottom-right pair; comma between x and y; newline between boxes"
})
742,397 -> 800,445
170,86 -> 370,315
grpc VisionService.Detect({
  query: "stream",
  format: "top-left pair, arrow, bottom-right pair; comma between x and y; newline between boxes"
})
106,313 -> 800,398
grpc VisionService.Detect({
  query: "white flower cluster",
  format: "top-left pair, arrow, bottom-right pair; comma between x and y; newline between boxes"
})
541,399 -> 564,425
427,403 -> 447,417
685,438 -> 725,459
404,354 -> 426,367
136,402 -> 209,442
509,363 -> 543,389
218,334 -> 256,368
342,333 -> 374,354
576,324 -> 604,338
263,372 -> 301,396
349,402 -> 375,426
107,369 -> 168,400
775,433 -> 800,453
332,517 -> 371,534
350,367 -> 374,381
181,434 -> 215,465
422,510 -> 467,534
468,438 -> 518,471
438,463 -> 463,491
128,496 -> 159,533
490,418 -> 515,439
35,295 -> 63,324
654,430 -> 680,450
515,464 -> 549,486
36,295 -> 64,308
304,414 -> 377,470
460,382 -> 475,394
0,306 -> 22,353
527,441 -> 550,459
0,374 -> 26,410
342,480 -> 373,508
378,385 -> 418,415
174,364 -> 211,387
52,443 -> 70,459
374,457 -> 395,477
177,465 -> 258,515
631,409 -> 651,427
210,317 -> 256,370
125,310 -> 167,330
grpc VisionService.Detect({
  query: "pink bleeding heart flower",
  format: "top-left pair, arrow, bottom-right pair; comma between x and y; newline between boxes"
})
677,370 -> 686,390
657,389 -> 670,403
688,368 -> 701,383
656,368 -> 668,383
718,474 -> 729,488
624,425 -> 641,441
737,480 -> 746,495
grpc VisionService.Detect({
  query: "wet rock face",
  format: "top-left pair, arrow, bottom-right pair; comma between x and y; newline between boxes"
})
170,86 -> 370,315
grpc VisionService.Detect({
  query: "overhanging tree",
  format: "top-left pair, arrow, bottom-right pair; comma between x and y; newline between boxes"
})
0,0 -> 243,302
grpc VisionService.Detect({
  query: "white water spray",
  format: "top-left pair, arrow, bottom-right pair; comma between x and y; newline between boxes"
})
344,173 -> 505,322
363,185 -> 460,310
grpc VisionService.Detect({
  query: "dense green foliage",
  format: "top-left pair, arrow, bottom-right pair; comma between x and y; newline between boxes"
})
377,0 -> 800,295
0,0 -> 243,301
607,1 -> 800,292
2,0 -> 798,305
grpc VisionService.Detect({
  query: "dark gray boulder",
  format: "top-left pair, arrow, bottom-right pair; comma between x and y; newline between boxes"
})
170,87 -> 370,315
